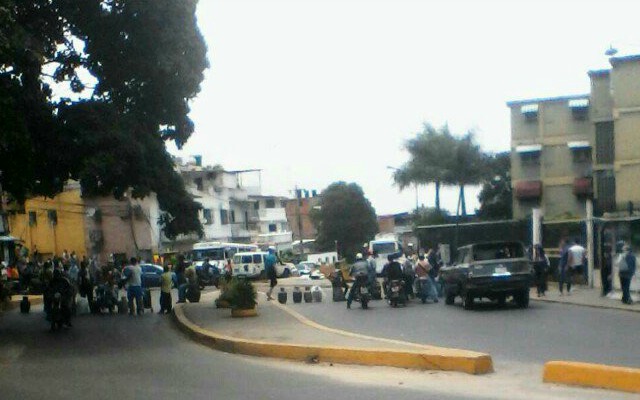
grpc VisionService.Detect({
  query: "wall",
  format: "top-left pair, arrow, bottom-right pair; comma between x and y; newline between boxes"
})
9,189 -> 87,259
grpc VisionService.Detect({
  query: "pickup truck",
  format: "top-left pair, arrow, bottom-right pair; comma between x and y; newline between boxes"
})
440,241 -> 533,310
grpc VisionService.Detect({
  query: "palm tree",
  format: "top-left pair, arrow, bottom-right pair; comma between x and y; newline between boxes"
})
442,132 -> 487,217
393,124 -> 455,211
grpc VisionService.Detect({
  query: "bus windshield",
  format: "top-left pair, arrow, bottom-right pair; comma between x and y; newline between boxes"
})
192,248 -> 225,261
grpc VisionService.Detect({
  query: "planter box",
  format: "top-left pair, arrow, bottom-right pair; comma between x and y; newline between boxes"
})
231,307 -> 258,318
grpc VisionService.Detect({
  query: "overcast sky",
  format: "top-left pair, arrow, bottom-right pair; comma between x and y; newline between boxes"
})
169,0 -> 640,216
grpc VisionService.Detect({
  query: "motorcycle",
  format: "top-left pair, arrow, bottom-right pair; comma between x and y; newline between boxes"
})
354,274 -> 370,309
387,279 -> 406,308
95,284 -> 118,314
196,266 -> 220,290
50,292 -> 71,331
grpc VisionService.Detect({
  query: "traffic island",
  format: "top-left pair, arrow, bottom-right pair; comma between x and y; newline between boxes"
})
173,296 -> 493,375
543,361 -> 640,394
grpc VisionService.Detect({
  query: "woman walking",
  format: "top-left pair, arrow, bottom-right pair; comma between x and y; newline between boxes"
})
532,244 -> 549,297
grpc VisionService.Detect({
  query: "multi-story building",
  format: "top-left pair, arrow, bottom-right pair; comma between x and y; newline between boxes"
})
508,54 -> 640,221
172,158 -> 292,251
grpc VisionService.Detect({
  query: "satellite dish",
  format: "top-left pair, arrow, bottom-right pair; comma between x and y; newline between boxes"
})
605,45 -> 618,57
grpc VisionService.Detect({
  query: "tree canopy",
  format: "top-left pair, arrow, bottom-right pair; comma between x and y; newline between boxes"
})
0,0 -> 208,238
476,152 -> 512,220
311,182 -> 378,262
394,124 -> 487,217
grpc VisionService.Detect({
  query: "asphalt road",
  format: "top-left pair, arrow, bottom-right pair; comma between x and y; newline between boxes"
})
0,299 -> 480,400
285,289 -> 640,368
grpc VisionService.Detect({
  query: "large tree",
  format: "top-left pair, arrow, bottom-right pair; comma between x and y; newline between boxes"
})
393,124 -> 456,211
311,182 -> 378,262
0,0 -> 207,238
476,152 -> 512,220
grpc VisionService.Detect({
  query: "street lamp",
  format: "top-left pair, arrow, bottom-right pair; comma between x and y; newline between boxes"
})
387,166 -> 418,212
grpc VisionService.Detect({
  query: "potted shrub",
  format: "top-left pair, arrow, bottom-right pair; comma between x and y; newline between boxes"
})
228,277 -> 258,318
215,278 -> 235,309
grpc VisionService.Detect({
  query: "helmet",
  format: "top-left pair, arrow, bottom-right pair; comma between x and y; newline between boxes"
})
355,253 -> 363,260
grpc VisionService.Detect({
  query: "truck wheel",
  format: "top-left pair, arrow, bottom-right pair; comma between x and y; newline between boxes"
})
462,293 -> 474,310
497,294 -> 506,307
444,285 -> 455,305
361,298 -> 368,309
515,290 -> 529,308
283,269 -> 291,278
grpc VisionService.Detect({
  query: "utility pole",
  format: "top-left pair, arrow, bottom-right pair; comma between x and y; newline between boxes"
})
295,186 -> 304,257
586,198 -> 595,289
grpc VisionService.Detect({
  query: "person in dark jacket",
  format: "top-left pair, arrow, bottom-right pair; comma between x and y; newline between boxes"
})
601,243 -> 613,297
532,244 -> 549,297
558,240 -> 571,295
619,244 -> 636,305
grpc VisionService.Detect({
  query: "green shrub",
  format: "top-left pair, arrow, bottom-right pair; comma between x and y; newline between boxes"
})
227,277 -> 257,310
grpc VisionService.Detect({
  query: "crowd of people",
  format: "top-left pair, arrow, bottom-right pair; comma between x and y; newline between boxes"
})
342,246 -> 444,309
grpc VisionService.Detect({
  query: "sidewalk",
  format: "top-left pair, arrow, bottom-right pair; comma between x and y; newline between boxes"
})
173,291 -> 493,374
530,285 -> 640,313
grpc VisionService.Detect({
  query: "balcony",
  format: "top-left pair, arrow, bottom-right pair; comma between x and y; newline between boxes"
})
248,208 -> 287,223
573,177 -> 593,197
254,231 -> 293,245
514,180 -> 542,200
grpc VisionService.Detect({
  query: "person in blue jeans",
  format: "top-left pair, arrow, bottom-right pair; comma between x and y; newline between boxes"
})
123,257 -> 144,316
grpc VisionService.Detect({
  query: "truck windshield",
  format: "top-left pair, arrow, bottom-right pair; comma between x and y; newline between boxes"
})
372,242 -> 397,254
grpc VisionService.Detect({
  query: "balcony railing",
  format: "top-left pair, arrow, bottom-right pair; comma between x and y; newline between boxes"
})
514,180 -> 542,200
248,208 -> 287,222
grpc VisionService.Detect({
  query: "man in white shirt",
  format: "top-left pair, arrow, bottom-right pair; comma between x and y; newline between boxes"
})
568,239 -> 587,285
123,257 -> 144,316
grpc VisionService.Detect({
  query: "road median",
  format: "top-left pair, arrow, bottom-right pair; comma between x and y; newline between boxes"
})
543,361 -> 640,394
173,302 -> 493,375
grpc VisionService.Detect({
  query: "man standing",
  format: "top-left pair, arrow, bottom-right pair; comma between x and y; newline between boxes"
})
568,239 -> 587,285
123,257 -> 144,316
601,243 -> 613,296
619,244 -> 636,305
265,247 -> 278,300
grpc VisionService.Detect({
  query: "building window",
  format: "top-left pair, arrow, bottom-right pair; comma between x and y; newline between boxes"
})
268,223 -> 277,232
254,201 -> 260,210
28,211 -> 37,226
571,148 -> 592,163
265,199 -> 276,208
203,209 -> 213,225
516,144 -> 542,166
230,210 -> 236,223
596,170 -> 616,213
47,210 -> 57,225
220,209 -> 229,225
280,222 -> 287,231
568,98 -> 589,120
520,104 -> 539,121
194,177 -> 203,191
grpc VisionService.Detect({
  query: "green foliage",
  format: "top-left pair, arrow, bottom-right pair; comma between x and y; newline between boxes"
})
312,182 -> 378,263
412,207 -> 449,227
0,0 -> 207,238
227,278 -> 257,310
395,124 -> 488,216
476,152 -> 512,220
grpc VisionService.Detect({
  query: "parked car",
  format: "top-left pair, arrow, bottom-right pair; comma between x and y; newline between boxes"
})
440,241 -> 533,310
276,262 -> 299,278
296,262 -> 317,276
140,263 -> 164,288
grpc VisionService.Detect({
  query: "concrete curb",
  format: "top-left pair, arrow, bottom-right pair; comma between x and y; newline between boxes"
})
531,297 -> 640,314
172,303 -> 493,375
543,361 -> 640,394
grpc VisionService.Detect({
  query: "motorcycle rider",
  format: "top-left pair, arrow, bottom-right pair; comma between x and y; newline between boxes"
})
382,254 -> 404,299
48,269 -> 73,327
346,253 -> 369,309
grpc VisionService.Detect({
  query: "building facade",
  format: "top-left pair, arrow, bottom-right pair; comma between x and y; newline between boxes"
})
508,54 -> 640,221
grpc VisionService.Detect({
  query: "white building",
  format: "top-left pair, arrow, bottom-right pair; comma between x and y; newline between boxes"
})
165,158 -> 292,251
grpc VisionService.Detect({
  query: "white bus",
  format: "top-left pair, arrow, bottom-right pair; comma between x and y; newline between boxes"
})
369,238 -> 404,275
191,241 -> 259,272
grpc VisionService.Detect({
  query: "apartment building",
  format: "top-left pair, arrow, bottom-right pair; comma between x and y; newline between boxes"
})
508,54 -> 640,221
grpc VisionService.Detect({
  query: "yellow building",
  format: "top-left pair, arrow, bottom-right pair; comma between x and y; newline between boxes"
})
9,188 -> 87,259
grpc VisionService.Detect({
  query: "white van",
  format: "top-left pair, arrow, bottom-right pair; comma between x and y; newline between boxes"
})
232,252 -> 267,278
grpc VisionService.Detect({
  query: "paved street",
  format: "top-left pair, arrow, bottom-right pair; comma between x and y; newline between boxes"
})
1,287 -> 638,400
284,287 -> 640,369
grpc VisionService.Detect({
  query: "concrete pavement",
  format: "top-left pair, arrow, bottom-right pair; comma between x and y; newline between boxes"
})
530,285 -> 640,312
175,292 -> 493,374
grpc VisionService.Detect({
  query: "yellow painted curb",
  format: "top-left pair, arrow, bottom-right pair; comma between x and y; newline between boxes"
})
173,304 -> 493,374
543,361 -> 640,393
